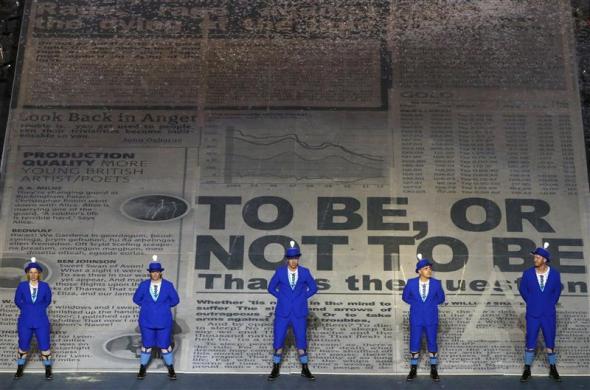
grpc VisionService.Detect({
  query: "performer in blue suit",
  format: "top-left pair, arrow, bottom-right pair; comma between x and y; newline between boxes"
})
402,254 -> 445,382
14,257 -> 53,380
267,241 -> 318,381
133,255 -> 180,380
518,242 -> 561,382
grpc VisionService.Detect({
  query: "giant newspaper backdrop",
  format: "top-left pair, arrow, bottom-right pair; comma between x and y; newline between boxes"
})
0,0 -> 589,374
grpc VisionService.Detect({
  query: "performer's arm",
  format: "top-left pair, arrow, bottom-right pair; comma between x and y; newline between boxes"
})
43,285 -> 52,309
518,274 -> 528,302
14,285 -> 24,309
267,271 -> 280,298
169,284 -> 180,307
553,271 -> 562,305
132,283 -> 144,305
436,282 -> 445,305
305,272 -> 318,299
401,282 -> 412,304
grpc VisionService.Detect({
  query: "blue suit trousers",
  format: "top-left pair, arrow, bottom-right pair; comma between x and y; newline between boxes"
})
526,314 -> 556,350
18,324 -> 50,351
141,327 -> 172,349
410,324 -> 438,353
273,312 -> 307,350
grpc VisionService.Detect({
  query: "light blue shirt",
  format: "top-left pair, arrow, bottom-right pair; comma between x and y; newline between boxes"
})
536,267 -> 550,291
419,280 -> 430,302
150,281 -> 161,301
288,268 -> 298,290
29,283 -> 38,303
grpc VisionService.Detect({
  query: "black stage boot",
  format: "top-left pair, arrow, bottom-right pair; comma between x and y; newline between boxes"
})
430,365 -> 440,382
14,365 -> 24,379
137,364 -> 147,379
267,363 -> 280,381
45,365 -> 53,380
167,365 -> 177,380
549,365 -> 561,382
406,365 -> 417,381
301,364 -> 315,380
520,365 -> 531,382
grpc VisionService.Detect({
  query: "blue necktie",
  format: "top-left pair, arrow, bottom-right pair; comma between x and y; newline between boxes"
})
153,285 -> 159,300
421,284 -> 427,301
290,273 -> 296,289
540,275 -> 545,292
32,288 -> 37,303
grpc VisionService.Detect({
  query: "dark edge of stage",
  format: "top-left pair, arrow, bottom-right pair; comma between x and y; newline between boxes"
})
1,372 -> 589,390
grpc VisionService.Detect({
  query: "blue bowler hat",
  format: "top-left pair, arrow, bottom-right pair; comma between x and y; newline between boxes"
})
285,240 -> 301,258
147,255 -> 164,272
415,253 -> 432,273
531,242 -> 551,262
24,257 -> 43,273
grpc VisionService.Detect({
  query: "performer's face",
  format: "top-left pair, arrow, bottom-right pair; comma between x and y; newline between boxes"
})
287,257 -> 299,270
27,269 -> 40,282
150,271 -> 162,281
418,265 -> 432,279
533,254 -> 547,268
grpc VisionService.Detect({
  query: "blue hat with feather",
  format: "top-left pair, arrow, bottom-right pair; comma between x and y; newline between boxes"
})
531,242 -> 551,262
147,255 -> 164,272
415,253 -> 432,273
285,240 -> 301,259
24,257 -> 43,273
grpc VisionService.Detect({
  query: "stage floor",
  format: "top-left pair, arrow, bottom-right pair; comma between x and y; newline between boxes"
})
1,372 -> 589,390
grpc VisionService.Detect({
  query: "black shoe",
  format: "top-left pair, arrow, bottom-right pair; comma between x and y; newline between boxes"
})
14,364 -> 24,379
267,363 -> 280,381
137,364 -> 147,380
549,365 -> 561,382
406,365 -> 417,381
301,364 -> 315,380
45,365 -> 53,380
167,365 -> 177,380
430,365 -> 440,382
520,365 -> 531,382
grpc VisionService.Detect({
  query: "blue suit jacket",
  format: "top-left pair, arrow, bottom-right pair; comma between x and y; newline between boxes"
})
518,267 -> 561,318
268,265 -> 318,318
133,279 -> 180,329
14,281 -> 51,328
402,277 -> 445,326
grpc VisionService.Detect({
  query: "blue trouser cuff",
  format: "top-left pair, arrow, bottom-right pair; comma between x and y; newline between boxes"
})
17,358 -> 26,365
524,350 -> 535,365
548,353 -> 557,365
41,353 -> 52,366
410,358 -> 418,365
140,352 -> 151,366
299,354 -> 309,364
162,351 -> 174,366
273,354 -> 282,364
430,357 -> 438,365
